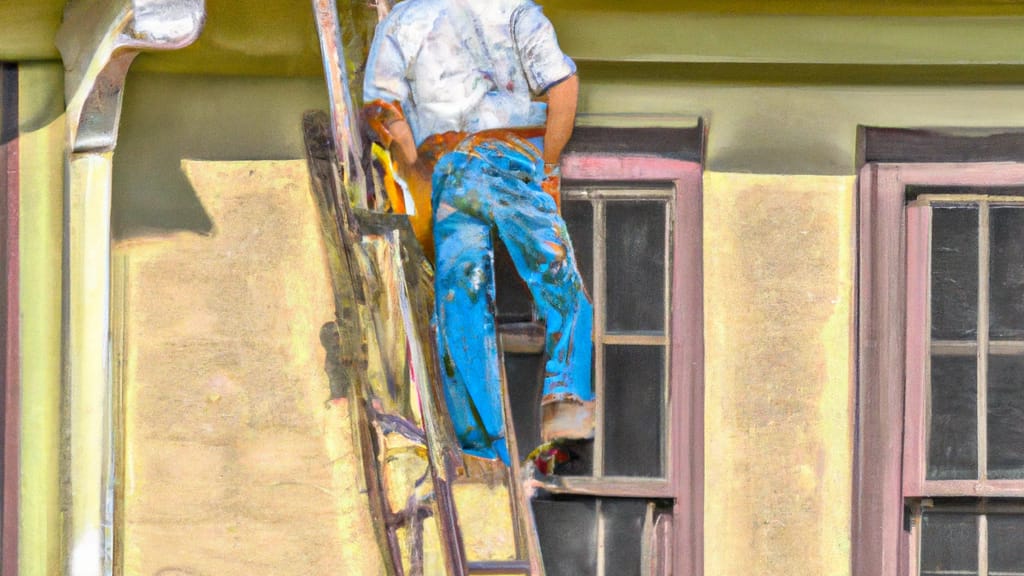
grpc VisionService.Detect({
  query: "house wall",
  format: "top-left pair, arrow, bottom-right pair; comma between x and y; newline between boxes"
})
13,11 -> 1024,574
106,71 -> 1024,576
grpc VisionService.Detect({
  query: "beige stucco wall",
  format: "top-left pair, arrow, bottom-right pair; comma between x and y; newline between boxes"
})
115,160 -> 383,575
703,173 -> 855,576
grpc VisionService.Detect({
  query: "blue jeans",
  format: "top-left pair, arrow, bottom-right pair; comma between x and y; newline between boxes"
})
432,133 -> 593,464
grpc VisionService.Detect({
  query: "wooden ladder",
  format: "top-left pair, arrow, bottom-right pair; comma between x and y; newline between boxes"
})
308,2 -> 547,574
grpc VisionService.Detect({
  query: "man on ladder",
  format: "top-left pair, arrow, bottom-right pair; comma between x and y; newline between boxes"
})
362,0 -> 595,467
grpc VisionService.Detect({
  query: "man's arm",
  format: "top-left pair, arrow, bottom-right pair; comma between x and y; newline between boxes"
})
542,74 -> 578,166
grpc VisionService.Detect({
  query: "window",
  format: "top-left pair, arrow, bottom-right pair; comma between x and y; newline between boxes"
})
905,189 -> 1024,576
499,123 -> 704,576
855,135 -> 1024,576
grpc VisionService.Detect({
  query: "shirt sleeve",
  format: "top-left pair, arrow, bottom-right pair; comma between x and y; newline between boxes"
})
511,2 -> 577,95
363,17 -> 411,105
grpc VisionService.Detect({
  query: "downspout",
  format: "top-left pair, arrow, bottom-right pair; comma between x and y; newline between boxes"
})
54,2 -> 204,574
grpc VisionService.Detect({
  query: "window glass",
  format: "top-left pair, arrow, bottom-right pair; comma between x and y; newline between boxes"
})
989,206 -> 1024,339
927,355 -> 978,480
920,512 -> 978,576
931,206 -> 978,341
533,497 -> 598,576
534,497 -> 671,576
988,514 -> 1024,573
605,200 -> 666,334
604,345 -> 664,477
987,356 -> 1024,479
601,499 -> 651,576
495,240 -> 536,323
505,352 -> 546,462
563,198 -> 594,295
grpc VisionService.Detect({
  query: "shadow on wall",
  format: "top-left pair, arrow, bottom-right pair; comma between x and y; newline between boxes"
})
708,106 -> 852,176
113,72 -> 329,240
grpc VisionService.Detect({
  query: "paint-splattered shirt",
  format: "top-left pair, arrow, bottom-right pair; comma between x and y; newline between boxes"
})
364,0 -> 576,146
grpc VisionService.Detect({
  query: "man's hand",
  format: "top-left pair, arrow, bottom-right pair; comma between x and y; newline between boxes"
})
542,163 -> 561,212
385,118 -> 432,182
387,119 -> 419,167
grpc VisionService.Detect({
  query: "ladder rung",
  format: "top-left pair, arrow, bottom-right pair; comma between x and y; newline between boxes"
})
498,321 -> 545,354
467,560 -> 532,574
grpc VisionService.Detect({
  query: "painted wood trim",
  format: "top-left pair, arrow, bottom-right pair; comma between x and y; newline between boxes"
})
563,154 -> 701,183
883,162 -> 1024,186
673,162 -> 703,576
929,339 -> 1024,358
864,128 -> 1024,165
915,480 -> 1024,497
903,205 -> 930,498
904,502 -> 917,576
563,152 -> 703,576
853,162 -> 907,576
1,61 -> 18,576
0,67 -> 7,574
535,477 -> 674,499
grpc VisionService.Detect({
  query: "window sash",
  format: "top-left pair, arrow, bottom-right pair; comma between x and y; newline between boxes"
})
904,196 -> 1024,498
563,187 -> 674,480
560,152 -> 704,576
907,500 -> 1024,576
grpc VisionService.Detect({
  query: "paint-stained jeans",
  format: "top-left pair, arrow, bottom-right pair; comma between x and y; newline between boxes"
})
432,133 -> 593,464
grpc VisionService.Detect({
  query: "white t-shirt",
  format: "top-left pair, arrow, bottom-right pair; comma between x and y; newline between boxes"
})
363,0 -> 576,146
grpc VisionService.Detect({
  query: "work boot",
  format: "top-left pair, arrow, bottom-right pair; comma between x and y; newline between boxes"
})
540,398 -> 595,443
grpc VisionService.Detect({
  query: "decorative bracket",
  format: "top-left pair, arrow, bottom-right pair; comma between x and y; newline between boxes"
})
55,2 -> 204,575
58,0 -> 205,152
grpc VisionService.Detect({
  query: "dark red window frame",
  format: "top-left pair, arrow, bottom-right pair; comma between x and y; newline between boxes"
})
854,160 -> 1024,576
1,60 -> 19,576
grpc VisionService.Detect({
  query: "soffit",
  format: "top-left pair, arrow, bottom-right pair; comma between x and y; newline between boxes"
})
4,0 -> 1024,75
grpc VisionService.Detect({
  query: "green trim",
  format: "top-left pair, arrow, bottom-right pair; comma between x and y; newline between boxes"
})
579,61 -> 1024,86
17,62 -> 64,576
551,13 -> 1024,67
10,3 -> 1024,75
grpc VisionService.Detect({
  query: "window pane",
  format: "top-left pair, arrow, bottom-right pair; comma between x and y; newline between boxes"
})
604,345 -> 664,477
989,514 -> 1024,574
920,512 -> 978,576
606,200 -> 667,333
988,355 -> 1024,479
602,499 -> 648,576
990,206 -> 1024,340
562,197 -> 594,296
928,355 -> 978,480
505,352 -> 545,463
495,239 -> 534,322
931,206 -> 978,341
533,497 -> 597,576
505,350 -> 597,475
